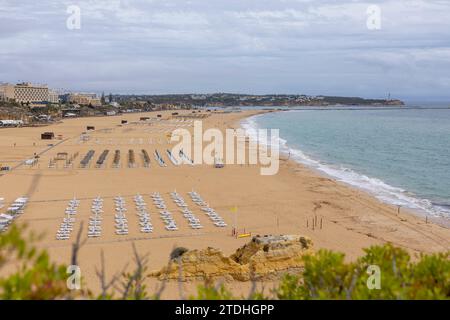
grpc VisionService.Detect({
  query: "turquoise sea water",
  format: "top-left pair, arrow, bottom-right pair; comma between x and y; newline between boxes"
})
242,107 -> 450,220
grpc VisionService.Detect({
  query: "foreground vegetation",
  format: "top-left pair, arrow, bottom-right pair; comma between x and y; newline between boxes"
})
0,225 -> 448,300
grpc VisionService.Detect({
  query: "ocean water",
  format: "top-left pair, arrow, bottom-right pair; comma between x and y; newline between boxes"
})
242,107 -> 450,221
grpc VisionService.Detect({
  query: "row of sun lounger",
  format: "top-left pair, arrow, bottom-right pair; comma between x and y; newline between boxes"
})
179,149 -> 194,165
166,150 -> 180,166
114,196 -> 129,235
0,213 -> 13,233
112,150 -> 120,168
96,150 -> 110,168
154,150 -> 167,167
84,138 -> 175,145
88,197 -> 103,238
142,150 -> 151,167
170,191 -> 203,230
152,192 -> 178,231
189,191 -> 227,227
56,198 -> 80,240
64,152 -> 78,168
134,194 -> 153,233
79,134 -> 90,143
49,148 -> 197,169
0,197 -> 28,233
5,197 -> 28,216
80,150 -> 95,168
128,150 -> 136,168
48,159 -> 56,168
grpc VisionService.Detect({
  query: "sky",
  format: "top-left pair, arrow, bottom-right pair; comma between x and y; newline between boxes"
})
1,0 -> 450,100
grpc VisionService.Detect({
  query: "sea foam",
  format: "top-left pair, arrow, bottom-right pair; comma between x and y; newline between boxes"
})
241,114 -> 450,221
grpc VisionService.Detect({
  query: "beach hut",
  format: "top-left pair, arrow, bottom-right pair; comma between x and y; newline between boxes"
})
41,132 -> 55,140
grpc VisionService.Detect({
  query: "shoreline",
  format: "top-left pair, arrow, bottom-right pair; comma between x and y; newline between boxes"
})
224,110 -> 450,256
237,110 -> 450,229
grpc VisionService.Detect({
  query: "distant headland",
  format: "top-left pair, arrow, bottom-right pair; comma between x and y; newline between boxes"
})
112,93 -> 405,107
0,83 -> 405,124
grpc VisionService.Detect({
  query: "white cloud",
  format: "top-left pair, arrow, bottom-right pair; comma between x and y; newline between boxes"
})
0,0 -> 449,98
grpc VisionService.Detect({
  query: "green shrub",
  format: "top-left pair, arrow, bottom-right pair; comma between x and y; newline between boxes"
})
0,225 -> 73,299
275,244 -> 449,300
1,225 -> 448,300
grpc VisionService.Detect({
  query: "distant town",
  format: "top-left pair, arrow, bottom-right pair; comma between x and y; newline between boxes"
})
0,82 -> 404,126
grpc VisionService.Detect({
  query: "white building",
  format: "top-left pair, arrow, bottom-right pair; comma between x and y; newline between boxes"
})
48,90 -> 60,104
0,85 -> 5,101
0,82 -> 50,103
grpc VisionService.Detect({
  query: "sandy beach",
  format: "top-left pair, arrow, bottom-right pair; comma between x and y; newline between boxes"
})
1,109 -> 449,298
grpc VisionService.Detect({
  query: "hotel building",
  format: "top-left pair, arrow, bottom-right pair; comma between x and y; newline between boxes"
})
68,93 -> 102,107
0,82 -> 52,104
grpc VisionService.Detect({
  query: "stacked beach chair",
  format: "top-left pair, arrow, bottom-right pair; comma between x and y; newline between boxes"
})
166,149 -> 179,166
80,150 -> 95,168
112,150 -> 121,168
154,150 -> 167,167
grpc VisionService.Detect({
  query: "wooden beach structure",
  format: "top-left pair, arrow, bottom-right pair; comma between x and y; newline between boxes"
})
41,132 -> 55,140
55,152 -> 68,161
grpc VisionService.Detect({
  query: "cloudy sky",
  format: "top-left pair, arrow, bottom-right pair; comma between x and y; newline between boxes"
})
1,0 -> 450,100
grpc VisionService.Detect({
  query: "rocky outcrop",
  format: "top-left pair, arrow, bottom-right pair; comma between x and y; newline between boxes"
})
150,235 -> 313,281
